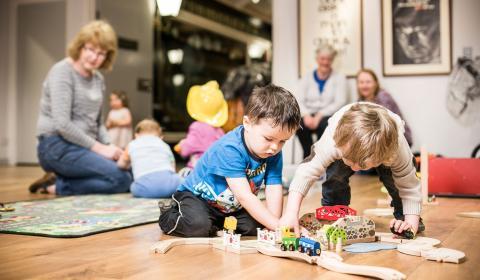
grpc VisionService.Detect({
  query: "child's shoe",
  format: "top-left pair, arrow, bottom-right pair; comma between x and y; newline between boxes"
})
28,172 -> 56,194
158,198 -> 175,215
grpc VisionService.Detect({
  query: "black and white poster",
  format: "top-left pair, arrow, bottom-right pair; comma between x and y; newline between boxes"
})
382,0 -> 451,75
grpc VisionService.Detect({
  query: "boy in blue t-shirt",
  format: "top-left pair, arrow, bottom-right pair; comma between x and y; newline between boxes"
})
159,84 -> 301,237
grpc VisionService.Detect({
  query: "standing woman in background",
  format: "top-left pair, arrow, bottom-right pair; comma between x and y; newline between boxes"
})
356,68 -> 413,146
294,45 -> 348,159
29,20 -> 132,195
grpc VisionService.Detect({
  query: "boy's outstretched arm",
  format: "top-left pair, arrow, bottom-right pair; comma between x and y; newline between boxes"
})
227,177 -> 279,230
279,191 -> 305,237
265,184 -> 283,218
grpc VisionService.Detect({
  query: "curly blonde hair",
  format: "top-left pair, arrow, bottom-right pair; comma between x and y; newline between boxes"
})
135,119 -> 162,137
67,20 -> 117,71
333,103 -> 399,168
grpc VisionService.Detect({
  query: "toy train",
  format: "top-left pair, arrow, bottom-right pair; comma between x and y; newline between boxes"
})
280,236 -> 321,256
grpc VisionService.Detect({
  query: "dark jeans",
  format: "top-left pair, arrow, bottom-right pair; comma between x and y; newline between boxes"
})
322,159 -> 410,220
37,135 -> 132,195
296,115 -> 331,159
159,191 -> 262,237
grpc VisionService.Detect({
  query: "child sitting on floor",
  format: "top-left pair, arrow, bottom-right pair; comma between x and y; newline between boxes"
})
117,119 -> 182,198
106,90 -> 133,149
159,84 -> 302,237
279,102 -> 424,236
174,81 -> 226,170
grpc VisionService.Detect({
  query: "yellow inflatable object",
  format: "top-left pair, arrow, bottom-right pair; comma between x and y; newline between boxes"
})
186,81 -> 228,128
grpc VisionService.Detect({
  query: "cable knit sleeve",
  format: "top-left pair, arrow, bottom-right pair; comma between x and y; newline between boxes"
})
390,135 -> 422,215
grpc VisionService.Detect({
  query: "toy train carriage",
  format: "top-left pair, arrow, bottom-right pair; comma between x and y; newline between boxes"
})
298,237 -> 321,256
331,216 -> 375,244
316,205 -> 357,221
280,236 -> 299,251
280,236 -> 321,256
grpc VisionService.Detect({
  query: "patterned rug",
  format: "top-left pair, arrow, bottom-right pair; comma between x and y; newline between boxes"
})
0,194 -> 164,238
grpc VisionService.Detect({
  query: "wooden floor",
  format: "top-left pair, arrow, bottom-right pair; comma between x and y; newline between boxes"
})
0,166 -> 478,280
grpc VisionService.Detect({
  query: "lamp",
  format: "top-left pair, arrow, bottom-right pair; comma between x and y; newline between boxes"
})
155,0 -> 182,16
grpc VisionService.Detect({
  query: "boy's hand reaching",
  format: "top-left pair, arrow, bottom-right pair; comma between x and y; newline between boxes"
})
389,214 -> 419,236
278,213 -> 300,237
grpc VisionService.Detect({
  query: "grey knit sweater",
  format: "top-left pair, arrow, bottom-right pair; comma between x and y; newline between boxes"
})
36,58 -> 109,148
289,102 -> 422,216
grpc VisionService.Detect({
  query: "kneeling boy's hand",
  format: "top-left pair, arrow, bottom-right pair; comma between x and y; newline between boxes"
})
278,213 -> 300,237
389,214 -> 419,236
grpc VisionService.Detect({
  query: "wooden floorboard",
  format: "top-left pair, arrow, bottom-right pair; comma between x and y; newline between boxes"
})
0,166 -> 478,279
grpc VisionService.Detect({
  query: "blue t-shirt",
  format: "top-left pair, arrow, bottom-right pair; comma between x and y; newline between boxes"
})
178,125 -> 283,213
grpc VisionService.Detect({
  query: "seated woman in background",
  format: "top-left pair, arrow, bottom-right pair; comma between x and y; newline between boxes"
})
356,68 -> 413,146
29,20 -> 132,195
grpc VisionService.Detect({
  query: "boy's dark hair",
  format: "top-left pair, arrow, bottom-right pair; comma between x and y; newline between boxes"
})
245,84 -> 301,132
111,90 -> 129,108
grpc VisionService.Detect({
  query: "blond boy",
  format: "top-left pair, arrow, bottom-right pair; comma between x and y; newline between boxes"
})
280,103 -> 423,236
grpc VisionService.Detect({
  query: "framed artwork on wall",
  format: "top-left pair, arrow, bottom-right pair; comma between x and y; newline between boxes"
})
298,0 -> 363,78
381,0 -> 451,76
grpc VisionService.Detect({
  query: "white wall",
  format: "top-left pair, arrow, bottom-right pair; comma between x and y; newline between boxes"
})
96,0 -> 155,127
274,0 -> 480,162
272,0 -> 300,164
16,1 -> 66,163
0,1 -> 10,164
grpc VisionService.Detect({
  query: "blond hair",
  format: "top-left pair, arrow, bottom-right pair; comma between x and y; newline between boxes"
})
67,20 -> 117,71
135,119 -> 162,136
333,103 -> 398,168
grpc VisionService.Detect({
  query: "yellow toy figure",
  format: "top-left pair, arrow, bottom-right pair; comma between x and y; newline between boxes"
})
175,81 -> 227,170
224,216 -> 238,234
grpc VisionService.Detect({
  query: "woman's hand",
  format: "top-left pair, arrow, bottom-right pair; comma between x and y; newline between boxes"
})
91,142 -> 123,161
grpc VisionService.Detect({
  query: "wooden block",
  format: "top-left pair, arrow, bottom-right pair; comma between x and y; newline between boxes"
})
397,243 -> 465,263
363,208 -> 394,217
377,198 -> 391,206
212,239 -> 259,254
457,211 -> 480,219
376,232 -> 441,246
316,253 -> 406,280
257,243 -> 406,279
151,237 -> 220,254
397,242 -> 435,256
421,248 -> 466,264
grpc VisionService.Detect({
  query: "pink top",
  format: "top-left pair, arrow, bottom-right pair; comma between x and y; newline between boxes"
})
180,121 -> 225,168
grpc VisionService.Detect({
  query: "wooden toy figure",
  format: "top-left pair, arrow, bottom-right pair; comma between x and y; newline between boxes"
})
224,216 -> 238,233
223,216 -> 241,249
